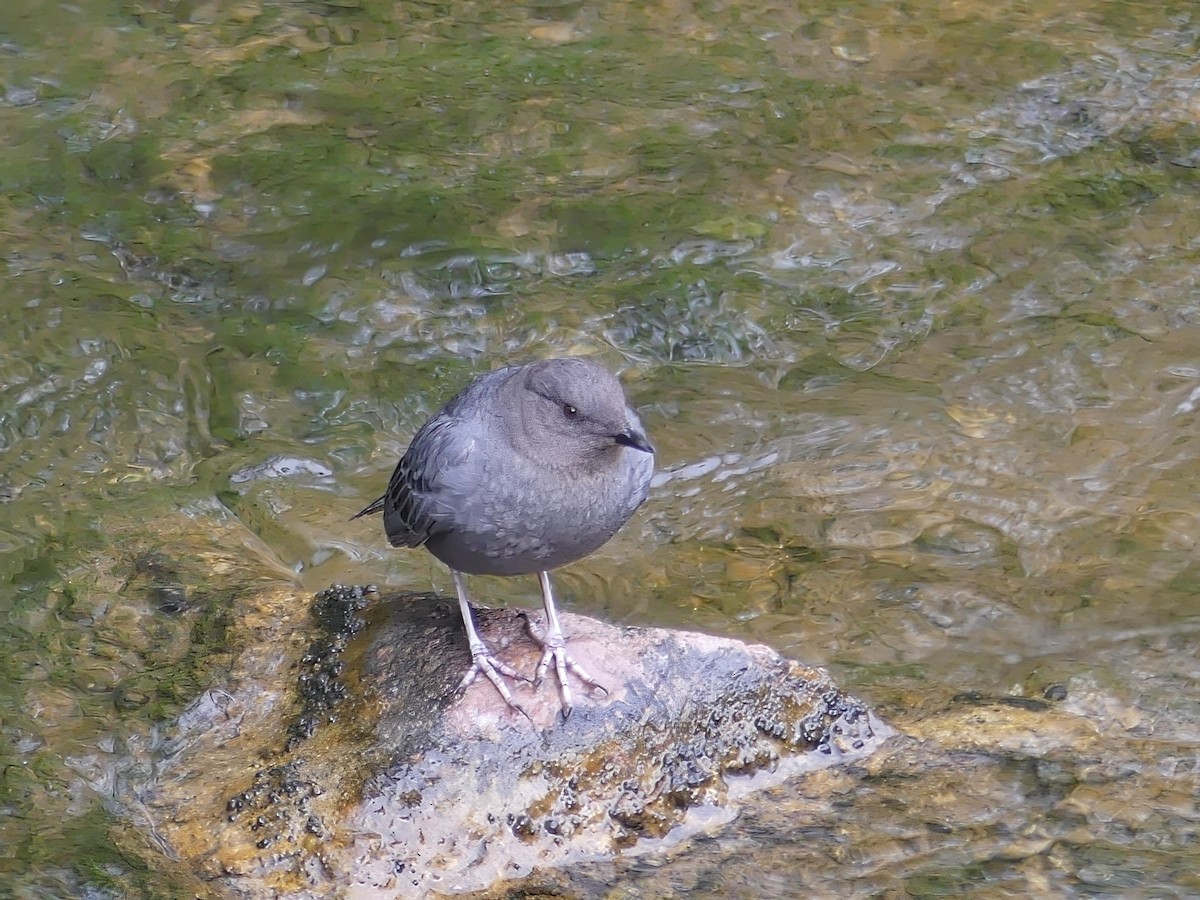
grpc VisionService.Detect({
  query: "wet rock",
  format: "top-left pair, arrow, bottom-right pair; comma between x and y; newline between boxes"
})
127,586 -> 891,898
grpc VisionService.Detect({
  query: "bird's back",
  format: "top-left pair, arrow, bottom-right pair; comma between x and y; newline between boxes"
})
354,370 -> 504,547
383,375 -> 498,548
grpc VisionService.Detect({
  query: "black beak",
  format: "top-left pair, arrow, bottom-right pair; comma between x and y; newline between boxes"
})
615,429 -> 654,454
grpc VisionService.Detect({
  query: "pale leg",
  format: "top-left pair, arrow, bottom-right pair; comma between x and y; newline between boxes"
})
452,569 -> 530,717
531,570 -> 606,718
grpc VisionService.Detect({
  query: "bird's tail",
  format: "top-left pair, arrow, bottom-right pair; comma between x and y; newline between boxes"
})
351,495 -> 385,520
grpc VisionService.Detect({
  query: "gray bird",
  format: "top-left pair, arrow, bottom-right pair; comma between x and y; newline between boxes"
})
354,357 -> 655,718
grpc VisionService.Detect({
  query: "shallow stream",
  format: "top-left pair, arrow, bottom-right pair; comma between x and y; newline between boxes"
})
1,1 -> 1197,896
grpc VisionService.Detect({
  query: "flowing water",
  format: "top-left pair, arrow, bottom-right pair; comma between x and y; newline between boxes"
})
1,0 -> 1198,896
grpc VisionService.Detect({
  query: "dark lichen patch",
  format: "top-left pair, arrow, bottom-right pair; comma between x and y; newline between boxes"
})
285,583 -> 374,751
224,762 -> 327,853
504,641 -> 880,848
509,813 -> 539,841
311,581 -> 375,635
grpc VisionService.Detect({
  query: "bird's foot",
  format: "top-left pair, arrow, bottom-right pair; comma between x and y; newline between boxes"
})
457,651 -> 533,721
526,616 -> 608,719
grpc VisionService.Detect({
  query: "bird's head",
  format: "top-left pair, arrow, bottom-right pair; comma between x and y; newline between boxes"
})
515,358 -> 654,465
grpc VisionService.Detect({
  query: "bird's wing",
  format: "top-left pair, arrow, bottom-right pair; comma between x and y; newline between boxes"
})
378,413 -> 477,548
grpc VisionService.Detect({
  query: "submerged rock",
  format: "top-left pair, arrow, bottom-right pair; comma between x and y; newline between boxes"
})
127,585 -> 892,898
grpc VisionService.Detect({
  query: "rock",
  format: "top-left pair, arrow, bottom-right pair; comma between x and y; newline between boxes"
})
124,586 -> 892,898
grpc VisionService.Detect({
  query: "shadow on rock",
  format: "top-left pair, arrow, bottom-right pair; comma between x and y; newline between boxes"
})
126,585 -> 892,898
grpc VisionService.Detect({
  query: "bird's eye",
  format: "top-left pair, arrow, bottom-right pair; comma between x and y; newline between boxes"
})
562,404 -> 578,419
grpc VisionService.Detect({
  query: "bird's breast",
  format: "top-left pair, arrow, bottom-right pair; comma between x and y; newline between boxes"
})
423,446 -> 650,576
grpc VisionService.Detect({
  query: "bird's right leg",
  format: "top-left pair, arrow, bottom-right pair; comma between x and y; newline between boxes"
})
452,570 -> 531,717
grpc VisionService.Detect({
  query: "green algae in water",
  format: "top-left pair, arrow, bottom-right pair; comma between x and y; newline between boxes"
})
2,0 -> 1200,895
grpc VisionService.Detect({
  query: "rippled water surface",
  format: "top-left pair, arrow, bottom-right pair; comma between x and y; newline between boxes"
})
2,0 -> 1199,896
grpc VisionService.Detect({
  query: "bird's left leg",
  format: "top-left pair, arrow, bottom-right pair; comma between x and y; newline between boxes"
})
528,571 -> 607,718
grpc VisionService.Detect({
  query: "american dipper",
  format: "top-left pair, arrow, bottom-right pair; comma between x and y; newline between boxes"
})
355,358 -> 655,718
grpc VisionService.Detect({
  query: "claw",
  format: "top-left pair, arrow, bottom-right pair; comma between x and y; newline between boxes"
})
457,652 -> 533,721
